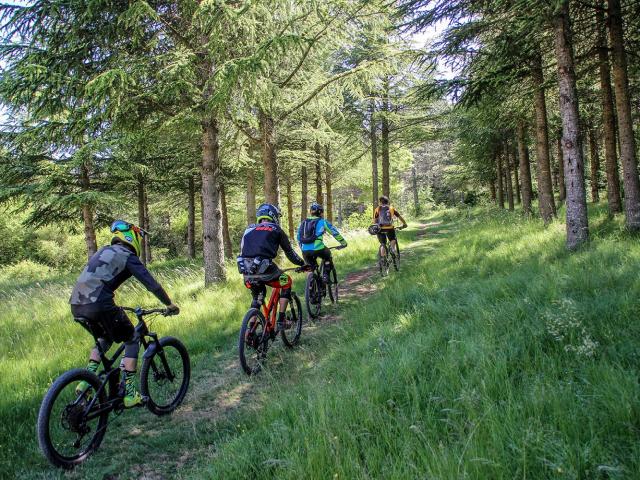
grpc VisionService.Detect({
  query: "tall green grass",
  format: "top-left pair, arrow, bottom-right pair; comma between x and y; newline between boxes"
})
3,206 -> 640,478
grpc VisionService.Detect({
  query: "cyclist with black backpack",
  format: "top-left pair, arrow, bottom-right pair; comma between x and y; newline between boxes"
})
297,203 -> 347,284
373,196 -> 408,256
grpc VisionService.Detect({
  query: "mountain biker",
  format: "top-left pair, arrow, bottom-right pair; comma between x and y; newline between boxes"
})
69,220 -> 179,408
373,196 -> 408,256
238,203 -> 308,331
297,202 -> 347,285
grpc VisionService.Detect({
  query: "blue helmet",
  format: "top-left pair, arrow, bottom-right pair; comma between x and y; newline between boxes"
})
310,202 -> 324,215
256,203 -> 281,224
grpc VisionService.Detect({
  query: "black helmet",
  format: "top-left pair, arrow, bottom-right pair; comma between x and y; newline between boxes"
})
310,202 -> 324,215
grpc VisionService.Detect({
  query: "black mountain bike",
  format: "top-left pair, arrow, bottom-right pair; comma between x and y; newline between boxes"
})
37,307 -> 190,469
377,227 -> 405,276
305,246 -> 341,320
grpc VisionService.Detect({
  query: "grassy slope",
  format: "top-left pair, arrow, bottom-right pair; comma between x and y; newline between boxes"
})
4,205 -> 640,479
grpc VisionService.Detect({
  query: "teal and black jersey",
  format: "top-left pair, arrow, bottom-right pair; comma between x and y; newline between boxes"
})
297,217 -> 347,252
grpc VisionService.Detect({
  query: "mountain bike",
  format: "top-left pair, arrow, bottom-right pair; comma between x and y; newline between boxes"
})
377,226 -> 405,276
37,307 -> 190,469
305,246 -> 342,320
238,267 -> 307,376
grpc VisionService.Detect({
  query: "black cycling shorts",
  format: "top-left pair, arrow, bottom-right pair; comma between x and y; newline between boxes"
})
376,229 -> 397,244
71,304 -> 135,343
302,248 -> 333,267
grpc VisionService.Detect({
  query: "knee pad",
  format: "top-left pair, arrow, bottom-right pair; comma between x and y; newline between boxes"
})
124,340 -> 140,359
280,288 -> 292,300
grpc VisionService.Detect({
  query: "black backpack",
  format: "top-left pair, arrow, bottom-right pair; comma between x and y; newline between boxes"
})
377,205 -> 393,226
300,218 -> 321,243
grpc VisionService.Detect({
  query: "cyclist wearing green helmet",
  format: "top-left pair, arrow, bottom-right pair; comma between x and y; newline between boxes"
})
69,220 -> 179,407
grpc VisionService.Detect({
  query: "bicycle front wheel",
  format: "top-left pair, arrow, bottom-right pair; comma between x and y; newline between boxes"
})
305,273 -> 322,320
281,293 -> 303,347
37,368 -> 109,469
327,266 -> 339,304
141,337 -> 191,416
239,308 -> 268,375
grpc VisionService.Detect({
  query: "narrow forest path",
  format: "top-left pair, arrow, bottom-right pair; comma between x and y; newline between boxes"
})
68,221 -> 447,480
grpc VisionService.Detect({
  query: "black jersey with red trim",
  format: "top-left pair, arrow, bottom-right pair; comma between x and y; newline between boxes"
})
240,221 -> 305,266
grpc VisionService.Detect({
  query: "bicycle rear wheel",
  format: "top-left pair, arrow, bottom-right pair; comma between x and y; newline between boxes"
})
239,308 -> 267,375
305,273 -> 322,320
37,368 -> 109,469
141,337 -> 191,416
327,266 -> 339,303
281,293 -> 303,347
378,245 -> 389,277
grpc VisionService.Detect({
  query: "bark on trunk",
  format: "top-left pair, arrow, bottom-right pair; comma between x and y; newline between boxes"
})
608,0 -> 640,229
314,142 -> 323,204
324,145 -> 333,222
381,79 -> 391,198
490,179 -> 497,203
589,128 -> 601,202
370,99 -> 379,208
286,172 -> 294,238
201,117 -> 226,285
597,2 -> 622,214
301,165 -> 308,219
187,175 -> 196,259
512,145 -> 521,204
260,111 -> 279,205
505,144 -> 515,211
517,122 -> 533,215
246,166 -> 256,225
557,136 -> 566,202
532,53 -> 557,222
80,163 -> 97,259
412,165 -> 420,215
143,188 -> 151,263
554,3 -> 589,249
496,153 -> 504,209
220,183 -> 232,259
137,175 -> 147,265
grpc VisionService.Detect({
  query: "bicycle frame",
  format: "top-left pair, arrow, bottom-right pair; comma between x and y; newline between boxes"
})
261,285 -> 282,333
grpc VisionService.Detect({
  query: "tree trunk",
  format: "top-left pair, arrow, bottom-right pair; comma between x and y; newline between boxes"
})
220,183 -> 232,259
201,117 -> 226,285
301,165 -> 308,219
531,53 -> 557,222
512,145 -> 521,204
246,166 -> 256,224
79,163 -> 97,259
187,175 -> 196,259
554,2 -> 589,249
608,0 -> 640,229
260,110 -> 279,205
505,144 -> 515,211
489,179 -> 497,204
286,171 -> 294,238
589,128 -> 601,202
556,136 -> 566,202
496,152 -> 504,209
314,142 -> 323,204
324,145 -> 333,222
517,122 -> 533,215
143,188 -> 151,263
596,2 -> 622,215
412,165 -> 420,215
370,99 -> 379,208
137,175 -> 147,264
381,79 -> 391,198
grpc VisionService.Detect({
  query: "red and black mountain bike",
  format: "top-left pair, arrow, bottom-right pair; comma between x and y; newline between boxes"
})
238,267 -> 307,375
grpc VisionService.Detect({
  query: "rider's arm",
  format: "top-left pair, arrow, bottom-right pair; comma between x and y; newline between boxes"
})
279,231 -> 306,266
296,222 -> 302,248
395,210 -> 408,228
126,254 -> 173,306
324,220 -> 347,247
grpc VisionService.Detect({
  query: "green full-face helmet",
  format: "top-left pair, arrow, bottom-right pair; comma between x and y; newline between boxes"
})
110,220 -> 145,257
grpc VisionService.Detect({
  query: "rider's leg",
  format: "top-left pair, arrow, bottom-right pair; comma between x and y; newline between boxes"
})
275,274 -> 293,330
319,248 -> 332,283
107,308 -> 142,408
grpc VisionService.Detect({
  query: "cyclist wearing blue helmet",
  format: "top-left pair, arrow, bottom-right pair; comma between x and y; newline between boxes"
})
297,203 -> 347,284
238,203 -> 308,331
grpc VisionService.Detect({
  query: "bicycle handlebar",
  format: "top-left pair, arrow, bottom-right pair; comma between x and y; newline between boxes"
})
122,306 -> 178,317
